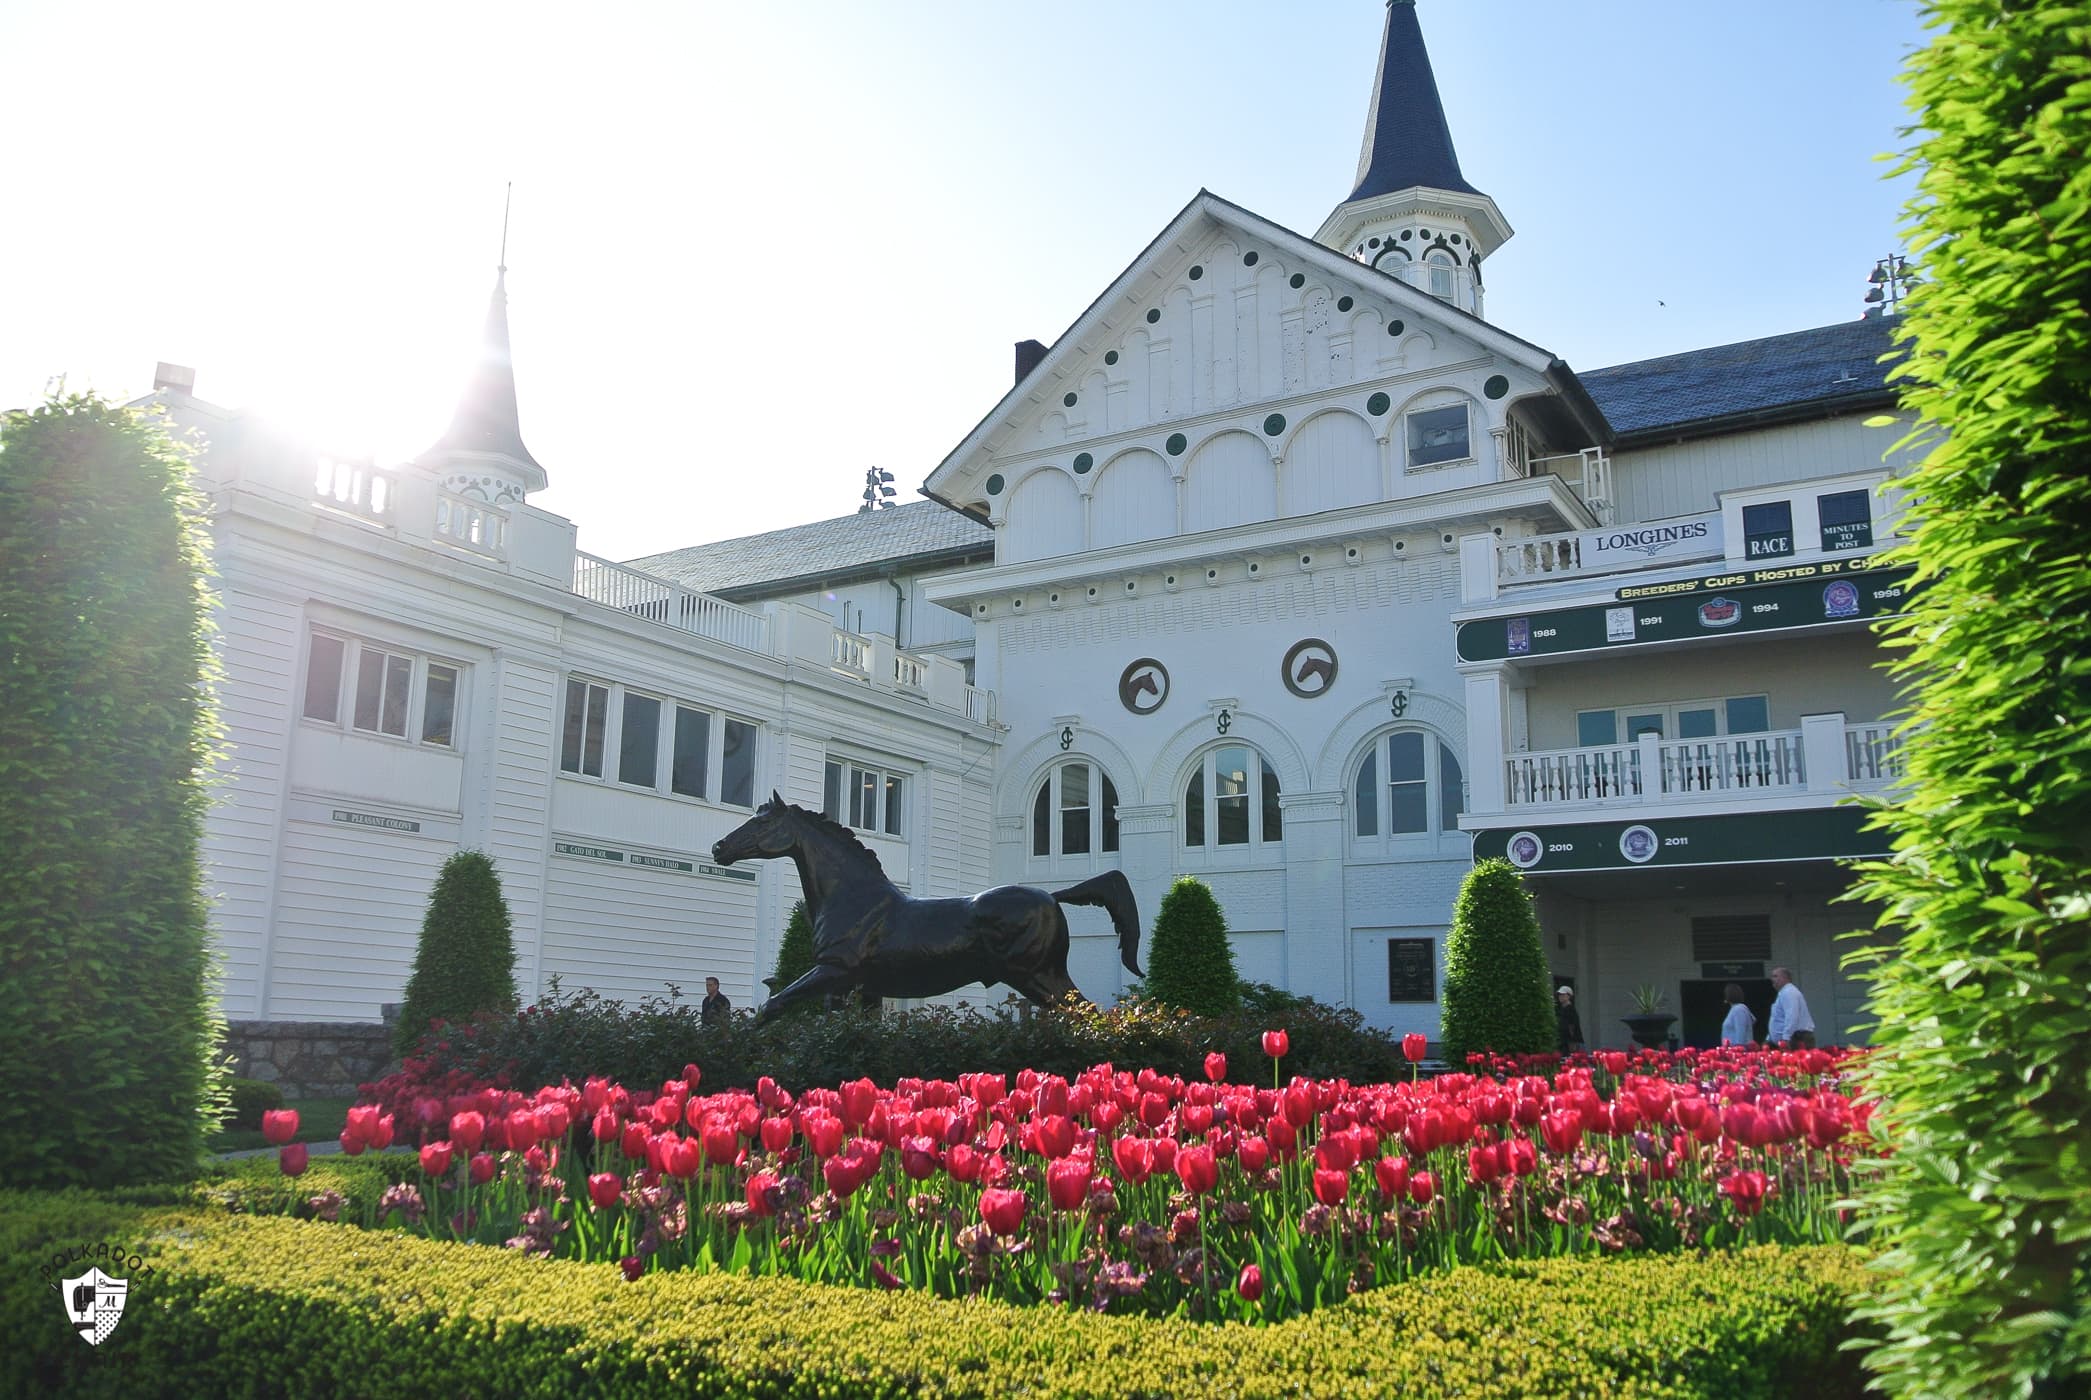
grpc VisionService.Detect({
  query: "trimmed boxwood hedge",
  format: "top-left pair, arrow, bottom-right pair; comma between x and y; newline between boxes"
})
6,1179 -> 1872,1399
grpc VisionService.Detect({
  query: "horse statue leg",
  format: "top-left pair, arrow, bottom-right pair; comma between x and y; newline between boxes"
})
757,963 -> 861,1024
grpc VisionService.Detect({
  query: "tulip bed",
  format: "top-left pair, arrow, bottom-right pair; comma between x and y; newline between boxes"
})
276,1041 -> 1872,1325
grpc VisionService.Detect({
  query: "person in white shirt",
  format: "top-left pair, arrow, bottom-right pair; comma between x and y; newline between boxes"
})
1719,983 -> 1757,1046
1767,966 -> 1817,1048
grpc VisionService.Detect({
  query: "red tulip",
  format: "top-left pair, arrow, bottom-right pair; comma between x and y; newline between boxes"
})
262,1108 -> 300,1145
760,1116 -> 794,1154
1312,1166 -> 1350,1205
469,1152 -> 496,1185
900,1135 -> 940,1180
1237,1136 -> 1271,1174
1409,1170 -> 1436,1205
621,1121 -> 650,1160
664,1135 -> 702,1179
870,1260 -> 905,1291
946,1142 -> 984,1184
683,1062 -> 703,1090
980,1186 -> 1028,1236
803,1110 -> 846,1159
1262,1030 -> 1289,1059
1204,1052 -> 1227,1083
1047,1159 -> 1091,1212
588,1172 -> 623,1209
1175,1143 -> 1218,1195
371,1113 -> 395,1151
277,1142 -> 309,1177
620,1255 -> 645,1282
449,1111 -> 486,1152
592,1107 -> 621,1143
337,1128 -> 365,1156
1375,1154 -> 1411,1200
745,1170 -> 781,1217
1719,1169 -> 1769,1217
420,1141 -> 455,1177
840,1078 -> 878,1127
1032,1113 -> 1077,1160
1403,1033 -> 1429,1063
1111,1134 -> 1154,1185
1237,1262 -> 1264,1302
701,1118 -> 739,1167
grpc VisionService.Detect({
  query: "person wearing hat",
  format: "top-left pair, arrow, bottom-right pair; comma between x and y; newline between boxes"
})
1555,984 -> 1584,1055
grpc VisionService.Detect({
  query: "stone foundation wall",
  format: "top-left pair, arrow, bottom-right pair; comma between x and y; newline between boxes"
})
225,1021 -> 395,1098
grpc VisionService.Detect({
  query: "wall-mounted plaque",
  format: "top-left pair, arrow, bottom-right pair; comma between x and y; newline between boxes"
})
1281,638 -> 1338,698
1387,938 -> 1437,1003
1117,658 -> 1170,715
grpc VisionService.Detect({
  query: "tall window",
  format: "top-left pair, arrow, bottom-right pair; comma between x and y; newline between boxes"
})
1353,732 -> 1463,841
1030,761 -> 1120,858
1184,746 -> 1282,850
302,628 -> 461,749
824,759 -> 907,837
1424,249 -> 1456,300
559,674 -> 757,806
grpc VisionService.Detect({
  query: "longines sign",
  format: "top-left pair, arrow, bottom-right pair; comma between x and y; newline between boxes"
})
1575,513 -> 1723,569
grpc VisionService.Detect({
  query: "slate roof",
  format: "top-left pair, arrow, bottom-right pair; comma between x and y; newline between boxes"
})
1581,317 -> 1903,441
625,499 -> 993,599
1347,0 -> 1482,202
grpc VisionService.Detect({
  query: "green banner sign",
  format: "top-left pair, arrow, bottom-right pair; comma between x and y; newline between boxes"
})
1457,559 -> 1913,662
332,809 -> 420,833
1473,806 -> 1887,874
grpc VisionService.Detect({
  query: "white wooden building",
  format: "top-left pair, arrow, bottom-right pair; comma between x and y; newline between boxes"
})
165,0 -> 1910,1052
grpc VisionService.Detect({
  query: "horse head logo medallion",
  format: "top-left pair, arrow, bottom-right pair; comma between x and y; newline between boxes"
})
1281,639 -> 1338,698
1117,658 -> 1170,715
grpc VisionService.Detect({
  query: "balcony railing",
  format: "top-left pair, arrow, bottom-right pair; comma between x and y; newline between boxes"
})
435,490 -> 507,559
312,457 -> 394,525
1505,722 -> 1897,811
1527,447 -> 1613,522
893,652 -> 927,690
965,685 -> 996,726
571,553 -> 771,654
833,630 -> 873,677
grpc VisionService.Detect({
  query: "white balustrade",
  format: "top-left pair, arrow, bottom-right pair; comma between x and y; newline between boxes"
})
1506,728 -> 1809,810
571,552 -> 770,654
1497,535 -> 1585,583
1527,447 -> 1612,520
832,630 -> 873,676
312,457 -> 394,524
1845,721 -> 1906,785
966,685 -> 996,726
892,652 -> 927,690
434,490 -> 508,558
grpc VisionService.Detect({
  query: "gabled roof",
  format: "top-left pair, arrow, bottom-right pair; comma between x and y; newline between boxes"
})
925,188 -> 1578,508
1346,0 -> 1482,203
1582,317 -> 1904,443
626,499 -> 993,600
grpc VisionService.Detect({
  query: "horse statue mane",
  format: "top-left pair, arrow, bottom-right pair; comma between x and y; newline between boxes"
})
777,799 -> 889,880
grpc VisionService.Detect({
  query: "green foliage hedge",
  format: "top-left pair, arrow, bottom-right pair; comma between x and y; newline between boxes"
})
402,982 -> 1412,1095
0,396 -> 222,1190
2,1185 -> 1872,1399
1439,859 -> 1555,1063
1845,3 -> 2091,1395
221,1079 -> 284,1131
1144,876 -> 1241,1016
395,850 -> 517,1055
767,899 -> 816,1004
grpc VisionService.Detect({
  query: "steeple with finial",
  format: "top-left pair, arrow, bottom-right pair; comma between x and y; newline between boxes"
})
417,185 -> 547,503
1315,0 -> 1512,318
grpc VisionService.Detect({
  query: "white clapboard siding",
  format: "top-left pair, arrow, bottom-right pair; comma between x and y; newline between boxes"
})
266,821 -> 451,1020
486,658 -> 560,994
201,587 -> 304,1015
540,854 -> 759,1010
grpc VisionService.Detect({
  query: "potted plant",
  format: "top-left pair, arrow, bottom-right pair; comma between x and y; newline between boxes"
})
1620,983 -> 1677,1049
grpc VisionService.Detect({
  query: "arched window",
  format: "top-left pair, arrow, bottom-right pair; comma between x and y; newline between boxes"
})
1183,745 -> 1283,849
1031,761 -> 1119,858
1353,732 -> 1464,842
1424,249 -> 1457,301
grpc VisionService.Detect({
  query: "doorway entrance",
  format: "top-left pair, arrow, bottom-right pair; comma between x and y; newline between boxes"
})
1680,978 -> 1773,1048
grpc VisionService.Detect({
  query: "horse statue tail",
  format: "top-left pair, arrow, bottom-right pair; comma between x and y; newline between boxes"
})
1050,870 -> 1143,977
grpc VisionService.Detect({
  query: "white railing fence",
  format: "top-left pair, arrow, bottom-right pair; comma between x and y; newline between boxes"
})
1528,447 -> 1612,521
435,490 -> 507,558
1504,720 -> 1909,812
313,457 -> 394,524
571,553 -> 771,654
1845,721 -> 1906,783
832,630 -> 873,676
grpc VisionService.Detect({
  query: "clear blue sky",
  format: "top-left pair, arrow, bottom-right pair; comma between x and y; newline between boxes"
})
0,1 -> 1928,561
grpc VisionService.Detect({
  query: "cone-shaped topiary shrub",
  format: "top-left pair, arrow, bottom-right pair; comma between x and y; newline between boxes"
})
765,900 -> 817,1014
1439,859 -> 1555,1063
1844,5 -> 2091,1393
0,395 -> 224,1188
396,851 -> 517,1054
1145,876 -> 1241,1016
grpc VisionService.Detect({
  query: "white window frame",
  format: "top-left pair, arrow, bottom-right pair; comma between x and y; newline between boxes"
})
558,674 -> 759,809
1351,729 -> 1465,852
823,757 -> 909,838
1181,744 -> 1284,858
1028,760 -> 1121,865
1403,398 -> 1474,471
301,627 -> 463,750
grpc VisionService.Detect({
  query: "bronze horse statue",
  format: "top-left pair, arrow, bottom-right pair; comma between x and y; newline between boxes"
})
712,792 -> 1142,1021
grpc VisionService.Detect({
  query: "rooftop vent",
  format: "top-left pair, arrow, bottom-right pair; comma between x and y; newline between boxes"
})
1013,339 -> 1048,385
153,363 -> 196,395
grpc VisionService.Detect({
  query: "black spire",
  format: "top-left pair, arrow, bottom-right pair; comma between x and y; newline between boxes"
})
1346,0 -> 1482,202
423,268 -> 545,481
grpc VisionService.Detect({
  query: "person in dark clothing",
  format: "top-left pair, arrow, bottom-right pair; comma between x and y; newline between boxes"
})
1555,985 -> 1584,1055
701,976 -> 732,1028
